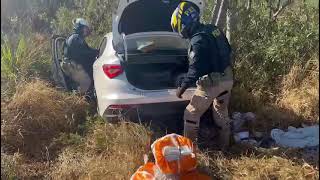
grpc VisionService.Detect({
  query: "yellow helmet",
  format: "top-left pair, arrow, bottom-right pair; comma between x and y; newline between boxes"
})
171,1 -> 200,35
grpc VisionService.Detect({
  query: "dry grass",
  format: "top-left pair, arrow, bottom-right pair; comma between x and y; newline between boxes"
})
50,121 -> 319,180
1,80 -> 89,159
1,152 -> 51,179
2,117 -> 319,180
1,61 -> 318,180
231,60 -> 319,131
198,150 -> 319,180
49,121 -> 151,180
278,62 -> 319,123
1,153 -> 23,180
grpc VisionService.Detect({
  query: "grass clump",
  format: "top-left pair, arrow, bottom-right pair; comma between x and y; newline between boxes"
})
278,61 -> 319,123
1,34 -> 51,100
198,150 -> 319,180
49,120 -> 151,180
1,153 -> 23,180
1,80 -> 89,159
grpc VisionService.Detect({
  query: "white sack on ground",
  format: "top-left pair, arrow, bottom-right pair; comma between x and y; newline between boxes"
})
271,125 -> 319,148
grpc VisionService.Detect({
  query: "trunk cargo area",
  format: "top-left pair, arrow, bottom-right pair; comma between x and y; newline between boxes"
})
124,54 -> 193,90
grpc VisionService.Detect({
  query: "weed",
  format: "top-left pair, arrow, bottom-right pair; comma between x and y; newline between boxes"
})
1,80 -> 89,159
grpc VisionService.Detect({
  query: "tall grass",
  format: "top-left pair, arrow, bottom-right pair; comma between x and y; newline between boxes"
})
1,34 -> 51,99
0,1 -> 319,179
1,35 -> 27,82
228,2 -> 319,124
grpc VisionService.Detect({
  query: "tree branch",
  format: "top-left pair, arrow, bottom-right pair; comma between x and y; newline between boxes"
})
211,0 -> 222,25
272,0 -> 293,21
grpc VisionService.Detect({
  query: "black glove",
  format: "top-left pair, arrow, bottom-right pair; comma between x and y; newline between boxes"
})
176,86 -> 187,99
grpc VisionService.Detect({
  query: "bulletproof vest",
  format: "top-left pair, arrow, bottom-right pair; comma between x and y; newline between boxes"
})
63,34 -> 75,59
63,33 -> 83,60
193,24 -> 232,73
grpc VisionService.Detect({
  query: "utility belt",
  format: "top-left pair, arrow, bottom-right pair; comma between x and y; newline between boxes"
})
197,66 -> 233,87
61,57 -> 74,66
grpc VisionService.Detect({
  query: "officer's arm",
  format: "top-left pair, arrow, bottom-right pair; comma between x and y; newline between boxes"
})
180,37 -> 209,90
73,37 -> 99,60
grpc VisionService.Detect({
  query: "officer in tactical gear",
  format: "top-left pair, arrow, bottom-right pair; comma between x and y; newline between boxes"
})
171,1 -> 234,149
63,18 -> 99,95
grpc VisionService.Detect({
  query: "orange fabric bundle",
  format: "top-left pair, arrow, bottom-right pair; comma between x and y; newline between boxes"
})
151,134 -> 197,175
130,162 -> 157,180
131,134 -> 211,180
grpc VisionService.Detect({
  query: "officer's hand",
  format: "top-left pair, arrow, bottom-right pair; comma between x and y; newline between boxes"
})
176,87 -> 186,99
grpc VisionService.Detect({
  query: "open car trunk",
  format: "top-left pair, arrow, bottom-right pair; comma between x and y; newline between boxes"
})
112,0 -> 181,50
124,53 -> 191,90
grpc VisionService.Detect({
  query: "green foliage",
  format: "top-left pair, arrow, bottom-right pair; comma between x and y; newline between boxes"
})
1,153 -> 22,180
232,2 -> 319,101
201,0 -> 215,23
77,115 -> 106,135
76,0 -> 116,35
53,133 -> 84,147
1,35 -> 27,81
1,34 -> 51,99
52,0 -> 117,36
51,7 -> 81,35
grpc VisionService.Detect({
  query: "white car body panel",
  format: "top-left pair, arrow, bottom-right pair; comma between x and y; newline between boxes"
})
93,32 -> 195,118
94,0 -> 205,118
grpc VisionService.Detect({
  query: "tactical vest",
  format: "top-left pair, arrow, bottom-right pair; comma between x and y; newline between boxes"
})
192,24 -> 232,74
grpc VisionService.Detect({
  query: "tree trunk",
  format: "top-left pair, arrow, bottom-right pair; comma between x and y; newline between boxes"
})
226,6 -> 231,42
210,0 -> 235,43
211,0 -> 221,25
215,0 -> 229,28
247,0 -> 252,10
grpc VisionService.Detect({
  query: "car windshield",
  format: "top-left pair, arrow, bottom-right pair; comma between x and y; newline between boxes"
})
125,35 -> 188,54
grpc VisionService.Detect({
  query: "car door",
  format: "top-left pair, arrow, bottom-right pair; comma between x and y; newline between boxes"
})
51,35 -> 68,90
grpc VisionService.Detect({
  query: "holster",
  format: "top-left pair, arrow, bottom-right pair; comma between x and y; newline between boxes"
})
197,66 -> 233,88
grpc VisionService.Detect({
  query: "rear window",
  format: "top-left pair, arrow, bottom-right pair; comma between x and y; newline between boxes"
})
125,35 -> 188,54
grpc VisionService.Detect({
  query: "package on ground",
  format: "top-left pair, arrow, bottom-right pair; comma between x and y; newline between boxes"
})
231,112 -> 256,133
271,125 -> 319,148
131,134 -> 211,180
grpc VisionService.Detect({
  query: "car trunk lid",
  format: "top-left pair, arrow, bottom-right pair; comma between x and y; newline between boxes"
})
112,0 -> 181,51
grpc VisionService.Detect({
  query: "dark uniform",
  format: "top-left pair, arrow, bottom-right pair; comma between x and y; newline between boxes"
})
63,31 -> 98,94
180,24 -> 231,90
64,33 -> 98,78
181,23 -> 234,148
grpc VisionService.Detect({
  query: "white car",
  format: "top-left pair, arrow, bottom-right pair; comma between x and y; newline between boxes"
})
93,0 -> 205,124
93,0 -> 207,122
51,0 -> 205,128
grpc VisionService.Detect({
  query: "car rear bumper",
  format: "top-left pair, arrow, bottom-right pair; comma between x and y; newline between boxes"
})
97,88 -> 195,118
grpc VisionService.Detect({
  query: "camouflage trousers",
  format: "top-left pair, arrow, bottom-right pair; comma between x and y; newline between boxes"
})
61,60 -> 92,94
184,67 -> 234,149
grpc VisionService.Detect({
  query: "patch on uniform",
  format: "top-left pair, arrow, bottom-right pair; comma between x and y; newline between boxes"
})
212,29 -> 221,38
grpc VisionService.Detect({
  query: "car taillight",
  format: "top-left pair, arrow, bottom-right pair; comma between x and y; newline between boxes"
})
102,64 -> 123,79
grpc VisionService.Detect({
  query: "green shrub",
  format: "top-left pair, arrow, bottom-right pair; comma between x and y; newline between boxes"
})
51,7 -> 81,35
52,0 -> 117,36
232,2 -> 319,102
1,35 -> 27,82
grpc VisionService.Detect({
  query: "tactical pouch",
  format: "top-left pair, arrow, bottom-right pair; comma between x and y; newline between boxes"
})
197,74 -> 213,88
197,66 -> 233,88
